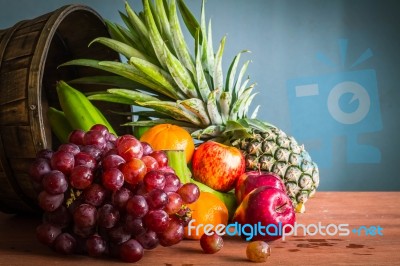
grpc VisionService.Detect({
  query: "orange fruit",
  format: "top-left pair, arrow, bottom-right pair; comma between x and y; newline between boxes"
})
140,124 -> 195,163
184,191 -> 229,240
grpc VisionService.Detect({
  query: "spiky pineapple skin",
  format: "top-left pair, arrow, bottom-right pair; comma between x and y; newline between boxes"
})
231,126 -> 319,212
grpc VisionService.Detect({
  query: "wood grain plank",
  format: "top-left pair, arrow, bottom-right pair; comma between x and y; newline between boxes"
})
0,192 -> 399,265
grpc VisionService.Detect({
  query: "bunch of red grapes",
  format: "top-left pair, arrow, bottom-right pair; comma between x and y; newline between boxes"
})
29,124 -> 200,262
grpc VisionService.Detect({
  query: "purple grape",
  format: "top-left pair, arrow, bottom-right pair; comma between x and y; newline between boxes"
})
73,224 -> 95,238
163,172 -> 181,193
108,224 -> 131,244
164,192 -> 183,215
145,189 -> 168,210
119,239 -> 144,263
58,143 -> 80,155
84,129 -> 107,150
97,204 -> 120,229
43,206 -> 71,228
41,170 -> 68,194
158,217 -> 184,247
74,152 -> 97,169
38,191 -> 64,212
50,150 -> 74,175
68,129 -> 85,145
70,165 -> 94,190
111,187 -> 133,211
83,183 -> 108,207
53,233 -> 76,255
36,223 -> 62,246
126,195 -> 149,218
135,230 -> 159,250
102,168 -> 124,191
29,158 -> 51,183
143,210 -> 169,233
143,170 -> 165,191
86,234 -> 106,257
124,216 -> 146,236
73,203 -> 97,228
102,154 -> 126,170
177,183 -> 200,204
36,149 -> 54,160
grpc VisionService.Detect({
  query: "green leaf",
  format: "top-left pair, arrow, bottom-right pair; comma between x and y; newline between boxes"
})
226,50 -> 250,93
129,57 -> 181,99
125,1 -> 155,57
143,0 -> 168,69
213,36 -> 226,95
90,37 -> 150,62
124,119 -> 195,128
87,92 -> 137,105
108,88 -> 160,102
169,0 -> 195,74
177,0 -> 201,39
138,101 -> 202,126
178,98 -> 210,126
164,45 -> 198,98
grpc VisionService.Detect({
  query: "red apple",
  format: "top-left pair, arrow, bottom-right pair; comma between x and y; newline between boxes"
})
191,141 -> 245,192
233,186 -> 295,242
235,171 -> 286,204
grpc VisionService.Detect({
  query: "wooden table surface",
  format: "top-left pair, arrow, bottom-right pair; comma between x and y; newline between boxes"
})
0,192 -> 399,265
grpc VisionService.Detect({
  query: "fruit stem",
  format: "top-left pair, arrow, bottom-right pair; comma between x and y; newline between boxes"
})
165,150 -> 191,184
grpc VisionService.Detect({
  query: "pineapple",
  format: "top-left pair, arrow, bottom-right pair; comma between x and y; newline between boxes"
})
63,0 -> 319,212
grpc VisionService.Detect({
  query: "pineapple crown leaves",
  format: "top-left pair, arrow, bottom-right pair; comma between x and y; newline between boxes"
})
62,0 -> 265,139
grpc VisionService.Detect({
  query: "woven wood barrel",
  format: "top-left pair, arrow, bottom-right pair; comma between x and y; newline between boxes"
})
0,5 -> 130,214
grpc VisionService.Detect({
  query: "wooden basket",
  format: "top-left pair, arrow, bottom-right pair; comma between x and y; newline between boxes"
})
0,5 -> 131,214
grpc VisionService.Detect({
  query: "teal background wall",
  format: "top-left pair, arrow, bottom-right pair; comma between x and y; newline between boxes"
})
1,0 -> 399,191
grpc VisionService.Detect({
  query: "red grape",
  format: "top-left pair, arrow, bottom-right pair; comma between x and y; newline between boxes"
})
126,195 -> 149,218
164,192 -> 183,215
102,154 -> 126,170
58,143 -> 80,155
68,129 -> 85,145
86,234 -> 106,257
43,206 -> 71,229
41,170 -> 68,194
70,165 -> 94,190
136,230 -> 159,250
177,183 -> 200,204
158,217 -> 184,247
53,233 -> 77,255
141,142 -> 153,156
163,172 -> 181,192
117,137 -> 143,161
83,183 -> 108,207
149,150 -> 168,167
108,224 -> 131,244
29,158 -> 51,183
200,231 -> 224,254
74,152 -> 97,169
111,187 -> 133,211
141,155 -> 159,171
36,223 -> 62,246
102,168 -> 124,191
120,158 -> 147,185
50,150 -> 74,175
143,209 -> 169,233
38,191 -> 64,212
143,170 -> 165,191
124,215 -> 146,236
146,189 -> 168,210
73,204 -> 97,228
97,204 -> 120,229
84,129 -> 107,150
